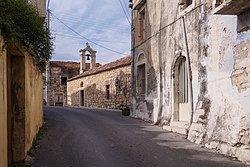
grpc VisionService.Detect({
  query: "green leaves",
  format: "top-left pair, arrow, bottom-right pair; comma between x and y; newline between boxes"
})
0,0 -> 53,71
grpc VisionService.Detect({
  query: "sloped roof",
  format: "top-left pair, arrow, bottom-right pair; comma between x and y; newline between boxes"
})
50,61 -> 80,69
50,61 -> 102,70
68,56 -> 131,81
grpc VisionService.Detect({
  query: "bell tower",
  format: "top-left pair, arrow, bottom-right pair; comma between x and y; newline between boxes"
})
79,43 -> 97,74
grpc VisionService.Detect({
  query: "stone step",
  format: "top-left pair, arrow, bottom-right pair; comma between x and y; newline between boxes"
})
163,121 -> 189,136
163,125 -> 188,135
170,121 -> 189,128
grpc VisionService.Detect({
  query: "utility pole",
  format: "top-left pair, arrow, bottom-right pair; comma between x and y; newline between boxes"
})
45,0 -> 51,106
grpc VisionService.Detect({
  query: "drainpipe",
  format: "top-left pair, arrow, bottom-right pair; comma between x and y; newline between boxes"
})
131,5 -> 136,116
157,0 -> 164,124
182,16 -> 194,127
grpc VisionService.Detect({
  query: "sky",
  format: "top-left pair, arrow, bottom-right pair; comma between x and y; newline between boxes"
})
49,0 -> 131,64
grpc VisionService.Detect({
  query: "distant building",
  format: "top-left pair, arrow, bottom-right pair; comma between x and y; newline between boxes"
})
67,44 -> 131,109
48,61 -> 80,106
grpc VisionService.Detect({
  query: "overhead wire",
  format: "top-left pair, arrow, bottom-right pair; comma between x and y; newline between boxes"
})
46,0 -> 51,10
51,10 -> 130,28
51,18 -> 128,32
52,33 -> 130,44
51,14 -> 129,31
122,0 -> 131,20
50,11 -> 129,56
119,0 -> 131,25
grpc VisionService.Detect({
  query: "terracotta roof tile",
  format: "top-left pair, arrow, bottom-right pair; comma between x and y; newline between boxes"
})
69,56 -> 131,81
50,61 -> 102,70
50,61 -> 80,69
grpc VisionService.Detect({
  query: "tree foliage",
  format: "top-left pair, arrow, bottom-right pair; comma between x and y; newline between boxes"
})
0,0 -> 53,71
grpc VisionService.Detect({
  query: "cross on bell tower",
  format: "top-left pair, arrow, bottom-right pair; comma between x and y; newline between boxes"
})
79,43 -> 97,74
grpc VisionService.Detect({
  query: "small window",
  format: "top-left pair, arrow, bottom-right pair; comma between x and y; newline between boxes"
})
106,85 -> 110,99
138,53 -> 145,62
61,76 -> 67,85
215,0 -> 223,7
180,0 -> 193,9
237,11 -> 250,33
138,8 -> 146,41
80,81 -> 83,87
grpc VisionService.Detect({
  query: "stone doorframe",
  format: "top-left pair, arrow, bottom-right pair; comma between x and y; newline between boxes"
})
169,52 -> 193,134
54,93 -> 64,106
79,89 -> 85,107
79,82 -> 86,107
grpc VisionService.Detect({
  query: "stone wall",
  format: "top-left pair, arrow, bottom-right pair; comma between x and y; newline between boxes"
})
49,62 -> 79,106
67,65 -> 131,109
7,43 -> 45,162
0,31 -> 8,167
131,0 -> 250,163
0,32 -> 44,165
49,66 -> 67,106
25,53 -> 44,153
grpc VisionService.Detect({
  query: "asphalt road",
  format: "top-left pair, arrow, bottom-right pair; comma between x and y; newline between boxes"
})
33,107 -> 247,167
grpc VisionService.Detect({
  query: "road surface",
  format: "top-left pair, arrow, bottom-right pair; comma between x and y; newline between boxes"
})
33,107 -> 246,167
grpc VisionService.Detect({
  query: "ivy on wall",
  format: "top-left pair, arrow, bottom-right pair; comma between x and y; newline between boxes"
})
0,0 -> 53,71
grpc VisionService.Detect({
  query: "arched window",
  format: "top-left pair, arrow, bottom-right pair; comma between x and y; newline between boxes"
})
180,0 -> 193,9
80,82 -> 83,87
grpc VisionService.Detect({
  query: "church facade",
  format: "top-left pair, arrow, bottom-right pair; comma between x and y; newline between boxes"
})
67,44 -> 131,109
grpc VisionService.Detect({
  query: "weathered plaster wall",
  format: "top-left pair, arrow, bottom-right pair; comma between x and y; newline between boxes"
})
132,0 -> 250,163
0,31 -> 8,167
132,0 -> 201,124
25,54 -> 44,153
160,1 -> 201,125
131,0 -> 160,122
11,54 -> 26,162
7,42 -> 44,163
67,65 -> 131,109
188,13 -> 250,163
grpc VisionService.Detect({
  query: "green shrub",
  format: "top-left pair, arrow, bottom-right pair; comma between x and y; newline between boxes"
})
122,106 -> 130,116
0,0 -> 53,71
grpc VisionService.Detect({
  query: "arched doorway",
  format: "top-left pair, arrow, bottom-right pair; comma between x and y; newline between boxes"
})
173,56 -> 191,122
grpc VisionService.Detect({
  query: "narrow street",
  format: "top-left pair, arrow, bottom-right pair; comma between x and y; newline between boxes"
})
33,107 -> 246,167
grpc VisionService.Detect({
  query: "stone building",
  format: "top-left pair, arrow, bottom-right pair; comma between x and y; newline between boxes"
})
48,61 -> 80,106
131,0 -> 250,163
67,44 -> 131,109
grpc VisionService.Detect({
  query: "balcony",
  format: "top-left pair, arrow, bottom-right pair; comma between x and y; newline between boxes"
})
214,0 -> 250,15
